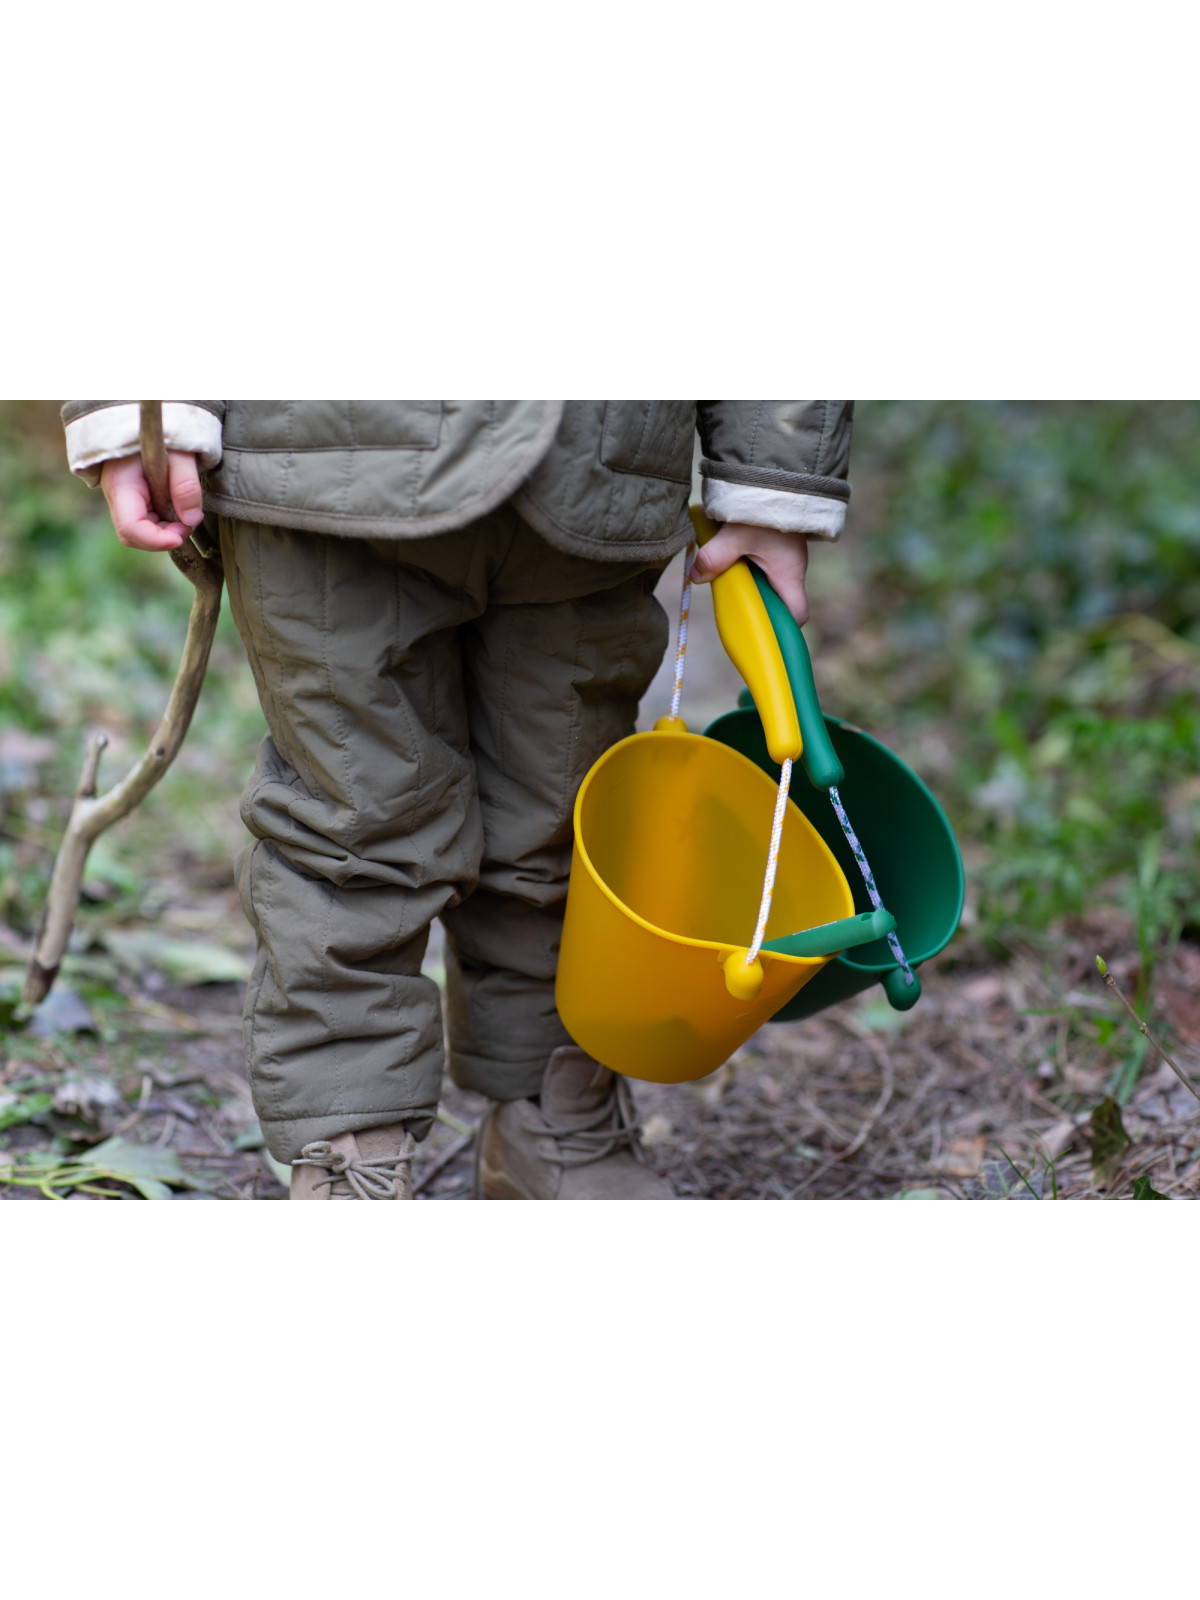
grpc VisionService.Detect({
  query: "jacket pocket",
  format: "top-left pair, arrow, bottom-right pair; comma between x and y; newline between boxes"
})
600,401 -> 695,485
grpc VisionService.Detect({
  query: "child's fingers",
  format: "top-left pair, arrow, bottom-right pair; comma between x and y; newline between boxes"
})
688,528 -> 742,583
746,549 -> 809,625
102,454 -> 190,550
118,520 -> 190,551
167,450 -> 205,528
757,563 -> 809,626
690,523 -> 811,623
102,462 -> 188,550
113,507 -> 190,550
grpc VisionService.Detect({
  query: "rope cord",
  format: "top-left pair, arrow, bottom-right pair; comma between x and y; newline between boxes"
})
827,785 -> 915,986
746,758 -> 793,964
668,541 -> 697,721
666,543 -> 791,969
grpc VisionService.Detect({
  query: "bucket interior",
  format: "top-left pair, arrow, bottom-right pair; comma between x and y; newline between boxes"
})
578,732 -> 853,951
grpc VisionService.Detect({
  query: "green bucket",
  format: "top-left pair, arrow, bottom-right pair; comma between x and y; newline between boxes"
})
705,703 -> 964,1018
702,568 -> 964,1021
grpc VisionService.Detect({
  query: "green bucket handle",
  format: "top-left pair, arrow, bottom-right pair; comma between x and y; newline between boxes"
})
736,558 -> 923,1010
761,906 -> 895,960
745,562 -> 844,792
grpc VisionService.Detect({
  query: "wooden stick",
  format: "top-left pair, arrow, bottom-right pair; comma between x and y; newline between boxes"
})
22,404 -> 224,1006
1095,955 -> 1200,1108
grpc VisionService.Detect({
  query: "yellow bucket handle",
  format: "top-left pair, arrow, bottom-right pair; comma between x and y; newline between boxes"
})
687,506 -> 803,765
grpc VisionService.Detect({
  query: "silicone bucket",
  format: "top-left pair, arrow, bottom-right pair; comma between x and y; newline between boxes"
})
706,703 -> 965,1020
555,726 -> 857,1083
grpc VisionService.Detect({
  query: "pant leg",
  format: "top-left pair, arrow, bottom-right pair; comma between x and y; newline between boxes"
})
440,510 -> 669,1100
219,517 -> 485,1162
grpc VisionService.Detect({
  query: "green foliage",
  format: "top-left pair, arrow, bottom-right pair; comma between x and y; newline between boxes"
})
854,401 -> 1200,639
841,402 -> 1200,950
1131,1175 -> 1168,1200
0,1088 -> 54,1132
0,1134 -> 213,1200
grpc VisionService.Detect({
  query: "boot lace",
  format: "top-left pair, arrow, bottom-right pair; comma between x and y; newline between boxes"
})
540,1078 -> 647,1169
294,1134 -> 416,1200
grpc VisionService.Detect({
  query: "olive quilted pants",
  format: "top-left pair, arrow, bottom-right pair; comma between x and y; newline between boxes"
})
218,505 -> 667,1162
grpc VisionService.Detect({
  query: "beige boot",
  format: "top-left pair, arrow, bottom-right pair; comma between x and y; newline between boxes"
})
290,1122 -> 417,1200
475,1047 -> 673,1199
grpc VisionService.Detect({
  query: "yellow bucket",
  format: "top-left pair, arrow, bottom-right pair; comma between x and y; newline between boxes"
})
555,724 -> 856,1083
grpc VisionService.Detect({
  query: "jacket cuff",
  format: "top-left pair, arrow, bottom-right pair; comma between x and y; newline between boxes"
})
701,478 -> 847,541
65,402 -> 224,488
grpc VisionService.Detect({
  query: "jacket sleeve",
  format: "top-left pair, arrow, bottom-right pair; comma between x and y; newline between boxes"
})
696,401 -> 854,540
61,401 -> 225,487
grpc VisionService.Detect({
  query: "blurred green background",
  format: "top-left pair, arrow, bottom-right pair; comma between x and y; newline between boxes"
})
805,402 -> 1200,979
2,399 -> 1198,1024
0,402 -> 267,936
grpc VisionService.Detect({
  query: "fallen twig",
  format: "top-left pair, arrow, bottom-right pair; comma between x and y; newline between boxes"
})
1096,955 -> 1200,1108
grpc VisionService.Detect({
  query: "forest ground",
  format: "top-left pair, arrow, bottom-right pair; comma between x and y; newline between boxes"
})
4,547 -> 1196,1201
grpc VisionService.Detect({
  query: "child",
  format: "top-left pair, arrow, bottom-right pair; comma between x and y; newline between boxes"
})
64,401 -> 854,1199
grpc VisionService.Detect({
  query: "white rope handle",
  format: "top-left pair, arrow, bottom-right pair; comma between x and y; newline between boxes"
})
666,538 -> 790,969
828,784 -> 915,987
668,540 -> 697,722
746,758 -> 792,965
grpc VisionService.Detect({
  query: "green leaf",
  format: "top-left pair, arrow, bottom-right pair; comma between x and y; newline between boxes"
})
103,929 -> 250,987
0,1090 -> 54,1132
231,1123 -> 265,1151
81,844 -> 145,901
1090,1096 -> 1132,1187
75,1136 -> 215,1200
83,1135 -> 185,1193
1131,1175 -> 1168,1200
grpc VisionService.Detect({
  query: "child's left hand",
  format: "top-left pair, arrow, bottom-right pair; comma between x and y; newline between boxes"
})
687,523 -> 810,624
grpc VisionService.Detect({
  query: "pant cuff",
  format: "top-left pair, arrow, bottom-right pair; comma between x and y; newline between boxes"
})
447,1047 -> 557,1103
261,1107 -> 437,1166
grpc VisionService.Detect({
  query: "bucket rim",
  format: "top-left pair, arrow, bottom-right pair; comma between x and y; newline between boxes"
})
572,727 -> 855,970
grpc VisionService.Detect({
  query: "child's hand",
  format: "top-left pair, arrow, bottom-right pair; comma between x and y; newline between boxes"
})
100,451 -> 205,551
688,523 -> 810,625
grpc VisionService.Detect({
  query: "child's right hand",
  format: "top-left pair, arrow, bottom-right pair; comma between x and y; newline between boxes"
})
100,451 -> 205,551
